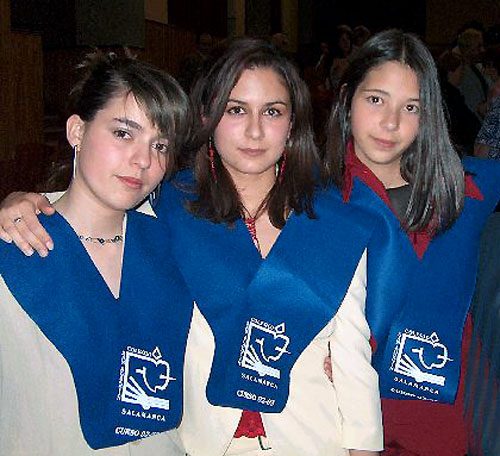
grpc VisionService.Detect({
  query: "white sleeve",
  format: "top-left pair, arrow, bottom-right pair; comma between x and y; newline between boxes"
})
43,191 -> 64,204
329,249 -> 383,451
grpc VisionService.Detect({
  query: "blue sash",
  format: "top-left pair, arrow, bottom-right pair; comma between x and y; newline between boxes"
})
0,211 -> 193,449
158,179 -> 378,412
348,157 -> 500,403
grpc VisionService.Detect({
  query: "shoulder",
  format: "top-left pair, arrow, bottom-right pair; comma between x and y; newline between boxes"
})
463,156 -> 500,187
0,241 -> 26,272
461,157 -> 500,217
154,172 -> 197,221
0,214 -> 63,272
314,185 -> 385,240
126,209 -> 168,240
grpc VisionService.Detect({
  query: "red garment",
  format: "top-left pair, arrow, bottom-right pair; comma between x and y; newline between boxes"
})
343,145 -> 482,455
234,410 -> 266,438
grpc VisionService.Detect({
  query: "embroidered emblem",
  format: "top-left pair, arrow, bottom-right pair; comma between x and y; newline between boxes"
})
391,330 -> 453,386
118,346 -> 175,411
238,317 -> 291,379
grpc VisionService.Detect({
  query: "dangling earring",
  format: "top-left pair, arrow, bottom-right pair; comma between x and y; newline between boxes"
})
208,137 -> 218,184
149,181 -> 162,208
73,144 -> 80,179
278,149 -> 287,183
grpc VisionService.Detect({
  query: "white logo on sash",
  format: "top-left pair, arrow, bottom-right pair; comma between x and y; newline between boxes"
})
391,330 -> 453,386
238,318 -> 291,379
118,346 -> 175,411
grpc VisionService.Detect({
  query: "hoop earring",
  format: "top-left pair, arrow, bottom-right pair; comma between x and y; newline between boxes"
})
148,181 -> 162,208
208,137 -> 218,183
73,144 -> 80,179
278,149 -> 287,183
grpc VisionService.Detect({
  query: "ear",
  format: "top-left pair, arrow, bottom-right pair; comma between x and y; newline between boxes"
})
66,114 -> 85,147
201,113 -> 210,126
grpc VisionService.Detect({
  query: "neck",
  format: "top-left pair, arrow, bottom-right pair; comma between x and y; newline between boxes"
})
370,164 -> 408,189
230,169 -> 277,216
54,181 -> 125,237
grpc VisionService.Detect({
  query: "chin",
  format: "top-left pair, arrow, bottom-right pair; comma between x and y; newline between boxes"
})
107,196 -> 145,212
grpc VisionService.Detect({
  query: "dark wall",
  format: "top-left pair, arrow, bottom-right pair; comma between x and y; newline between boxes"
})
75,0 -> 144,47
314,0 -> 426,42
11,0 -> 76,48
10,0 -> 145,48
168,0 -> 227,38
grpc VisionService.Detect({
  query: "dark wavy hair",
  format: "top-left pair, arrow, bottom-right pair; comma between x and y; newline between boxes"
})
325,29 -> 465,233
186,37 -> 318,228
69,50 -> 192,177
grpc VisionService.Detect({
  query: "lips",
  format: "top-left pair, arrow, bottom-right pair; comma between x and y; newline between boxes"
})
239,148 -> 266,156
373,137 -> 397,148
117,176 -> 143,189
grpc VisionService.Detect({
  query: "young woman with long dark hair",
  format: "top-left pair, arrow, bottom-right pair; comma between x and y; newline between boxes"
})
324,29 -> 500,455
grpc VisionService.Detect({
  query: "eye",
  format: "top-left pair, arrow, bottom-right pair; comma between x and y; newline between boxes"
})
153,142 -> 169,154
405,104 -> 420,114
113,129 -> 131,139
367,95 -> 382,104
264,107 -> 283,117
226,105 -> 245,115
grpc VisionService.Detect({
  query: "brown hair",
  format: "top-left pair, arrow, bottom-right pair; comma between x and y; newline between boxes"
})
186,37 -> 318,228
70,50 -> 192,177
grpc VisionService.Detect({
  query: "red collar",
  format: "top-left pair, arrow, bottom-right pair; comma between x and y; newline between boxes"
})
342,142 -> 483,258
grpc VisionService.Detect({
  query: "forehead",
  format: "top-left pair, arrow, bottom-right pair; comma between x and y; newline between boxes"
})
230,67 -> 290,101
97,92 -> 154,125
359,61 -> 419,95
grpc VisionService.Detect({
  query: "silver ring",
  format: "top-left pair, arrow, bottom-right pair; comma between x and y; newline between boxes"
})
13,217 -> 23,224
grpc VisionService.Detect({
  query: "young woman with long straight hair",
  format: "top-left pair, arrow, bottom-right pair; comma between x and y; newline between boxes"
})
323,29 -> 500,455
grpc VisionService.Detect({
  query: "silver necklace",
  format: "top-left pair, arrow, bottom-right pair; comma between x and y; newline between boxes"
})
77,234 -> 123,245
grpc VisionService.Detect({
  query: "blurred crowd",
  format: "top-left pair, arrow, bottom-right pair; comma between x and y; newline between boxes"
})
303,22 -> 500,158
136,23 -> 500,162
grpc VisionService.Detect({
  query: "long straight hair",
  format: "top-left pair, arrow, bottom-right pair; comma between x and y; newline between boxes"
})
186,38 -> 318,228
325,29 -> 465,233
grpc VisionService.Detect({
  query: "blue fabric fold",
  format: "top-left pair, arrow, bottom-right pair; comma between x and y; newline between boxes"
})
349,157 -> 500,403
0,211 -> 193,449
159,180 -> 378,412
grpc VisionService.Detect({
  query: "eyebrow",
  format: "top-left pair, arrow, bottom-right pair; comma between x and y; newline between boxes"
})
360,89 -> 419,102
227,98 -> 289,107
112,117 -> 167,142
113,117 -> 143,130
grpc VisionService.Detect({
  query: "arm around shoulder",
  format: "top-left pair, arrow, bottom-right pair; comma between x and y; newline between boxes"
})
0,192 -> 56,256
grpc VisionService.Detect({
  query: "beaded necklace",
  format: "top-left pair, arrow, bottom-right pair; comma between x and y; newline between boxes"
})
241,199 -> 267,256
243,216 -> 261,254
77,234 -> 123,245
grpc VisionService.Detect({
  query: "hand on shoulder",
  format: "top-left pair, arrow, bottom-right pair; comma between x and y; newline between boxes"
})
0,192 -> 55,257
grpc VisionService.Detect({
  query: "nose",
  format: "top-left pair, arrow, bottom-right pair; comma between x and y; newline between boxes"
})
380,106 -> 400,132
131,143 -> 152,169
245,112 -> 264,140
